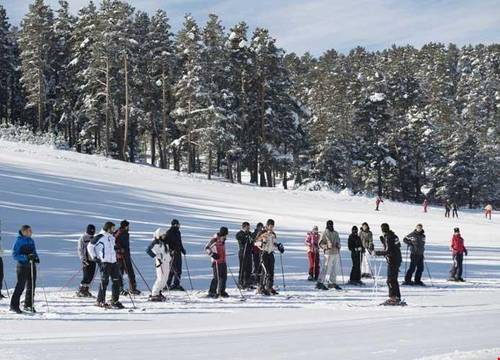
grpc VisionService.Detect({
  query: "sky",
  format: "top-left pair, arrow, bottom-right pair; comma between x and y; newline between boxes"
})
1,0 -> 499,55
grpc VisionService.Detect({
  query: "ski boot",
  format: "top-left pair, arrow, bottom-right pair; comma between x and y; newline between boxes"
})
148,294 -> 166,302
96,301 -> 111,309
220,291 -> 230,298
207,292 -> 218,298
129,288 -> 141,296
111,301 -> 125,309
414,281 -> 426,286
23,305 -> 36,313
307,275 -> 314,281
0,292 -> 7,299
10,306 -> 22,314
328,283 -> 342,290
401,280 -> 414,286
257,287 -> 271,296
268,288 -> 278,295
316,282 -> 329,290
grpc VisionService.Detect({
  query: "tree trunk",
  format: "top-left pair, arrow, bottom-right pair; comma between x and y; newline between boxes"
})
37,66 -> 43,131
161,65 -> 168,169
208,148 -> 213,180
283,166 -> 288,190
150,132 -> 156,166
237,162 -> 242,183
377,161 -> 383,197
122,54 -> 129,161
105,58 -> 110,157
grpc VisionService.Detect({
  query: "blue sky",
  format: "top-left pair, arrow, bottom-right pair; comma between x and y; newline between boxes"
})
1,0 -> 499,55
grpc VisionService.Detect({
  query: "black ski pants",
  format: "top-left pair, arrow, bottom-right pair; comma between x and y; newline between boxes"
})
387,261 -> 401,299
450,253 -> 464,279
405,253 -> 424,283
238,245 -> 253,287
80,261 -> 96,287
350,251 -> 362,282
209,262 -> 227,295
97,262 -> 121,303
11,262 -> 36,309
167,251 -> 182,288
260,252 -> 275,290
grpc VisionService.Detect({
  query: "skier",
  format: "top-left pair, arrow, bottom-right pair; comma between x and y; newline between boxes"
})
205,227 -> 229,298
484,204 -> 493,220
146,228 -> 170,301
348,226 -> 363,285
0,225 -> 4,299
423,198 -> 429,213
76,224 -> 97,297
236,222 -> 254,289
88,222 -> 124,309
251,222 -> 264,285
444,200 -> 451,218
166,219 -> 186,291
374,223 -> 404,306
255,219 -> 284,296
375,195 -> 384,211
114,220 -> 140,295
304,226 -> 320,281
359,222 -> 374,278
402,224 -> 426,286
316,220 -> 342,291
449,227 -> 467,282
452,202 -> 459,218
10,225 -> 39,313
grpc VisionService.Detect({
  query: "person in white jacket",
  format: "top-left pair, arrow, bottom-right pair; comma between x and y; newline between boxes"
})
146,228 -> 170,302
87,221 -> 124,309
316,220 -> 342,290
76,224 -> 96,297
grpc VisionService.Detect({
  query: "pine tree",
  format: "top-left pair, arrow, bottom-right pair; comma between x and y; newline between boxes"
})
18,0 -> 56,131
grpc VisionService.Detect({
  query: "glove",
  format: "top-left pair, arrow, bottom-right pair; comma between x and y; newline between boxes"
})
464,249 -> 468,256
211,253 -> 220,260
277,243 -> 285,254
155,259 -> 163,268
27,253 -> 39,263
379,236 -> 384,242
181,248 -> 186,255
356,247 -> 363,252
82,259 -> 90,266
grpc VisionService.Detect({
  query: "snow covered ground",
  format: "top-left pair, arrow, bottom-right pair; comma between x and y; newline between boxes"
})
0,140 -> 499,360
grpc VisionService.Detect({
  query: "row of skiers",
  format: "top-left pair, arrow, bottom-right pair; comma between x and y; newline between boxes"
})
3,219 -> 468,312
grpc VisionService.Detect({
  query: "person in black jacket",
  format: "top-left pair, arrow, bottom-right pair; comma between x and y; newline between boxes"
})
375,223 -> 403,305
348,226 -> 363,285
236,222 -> 254,289
166,219 -> 186,291
114,220 -> 140,295
402,224 -> 426,286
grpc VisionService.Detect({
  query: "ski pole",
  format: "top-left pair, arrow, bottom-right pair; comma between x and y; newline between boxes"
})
58,266 -> 82,293
279,252 -> 286,290
4,279 -> 10,298
183,254 -> 194,291
31,260 -> 35,313
424,258 -> 434,287
121,259 -> 136,309
131,258 -> 152,293
37,264 -> 50,313
168,264 -> 191,301
227,262 -> 245,300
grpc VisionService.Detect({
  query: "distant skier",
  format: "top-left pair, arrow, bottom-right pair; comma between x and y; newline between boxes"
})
305,226 -> 320,281
114,220 -> 140,295
0,225 -> 4,299
375,223 -> 403,305
236,222 -> 254,289
88,222 -> 124,309
359,222 -> 374,278
348,226 -> 363,285
444,200 -> 451,218
76,224 -> 96,297
484,204 -> 493,220
402,224 -> 426,286
251,222 -> 264,285
375,195 -> 384,211
423,198 -> 429,213
10,225 -> 39,313
316,220 -> 342,290
166,219 -> 186,291
205,227 -> 229,298
449,227 -> 467,282
452,202 -> 459,218
255,219 -> 284,296
146,228 -> 170,302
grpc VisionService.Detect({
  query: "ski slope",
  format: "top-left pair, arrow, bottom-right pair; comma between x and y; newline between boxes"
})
0,140 -> 499,360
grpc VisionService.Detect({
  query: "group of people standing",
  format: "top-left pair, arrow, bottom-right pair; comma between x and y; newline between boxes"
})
0,217 -> 471,312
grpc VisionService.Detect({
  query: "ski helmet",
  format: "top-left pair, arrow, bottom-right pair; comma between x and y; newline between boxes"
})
352,226 -> 358,232
154,228 -> 167,239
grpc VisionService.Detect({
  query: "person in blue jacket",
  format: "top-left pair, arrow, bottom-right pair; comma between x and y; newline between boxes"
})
10,225 -> 39,313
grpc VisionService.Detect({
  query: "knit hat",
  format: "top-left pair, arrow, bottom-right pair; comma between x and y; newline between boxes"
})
454,227 -> 460,233
120,220 -> 130,229
86,224 -> 96,236
219,226 -> 229,236
171,219 -> 180,226
352,226 -> 358,232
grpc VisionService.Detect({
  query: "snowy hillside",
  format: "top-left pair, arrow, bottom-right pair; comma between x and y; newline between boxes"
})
0,140 -> 499,360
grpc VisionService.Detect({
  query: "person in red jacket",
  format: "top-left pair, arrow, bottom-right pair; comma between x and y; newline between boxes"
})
305,226 -> 320,281
423,198 -> 429,213
205,227 -> 228,298
449,227 -> 468,282
375,196 -> 384,211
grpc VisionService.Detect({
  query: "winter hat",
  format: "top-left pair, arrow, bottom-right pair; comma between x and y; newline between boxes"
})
266,219 -> 275,226
171,219 -> 180,227
86,224 -> 96,236
454,227 -> 460,233
219,226 -> 229,237
103,221 -> 115,232
312,225 -> 319,232
352,226 -> 358,232
154,228 -> 167,239
120,220 -> 130,229
381,223 -> 390,233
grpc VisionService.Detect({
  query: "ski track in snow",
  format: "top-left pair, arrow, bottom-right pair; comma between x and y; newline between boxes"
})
0,140 -> 499,360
